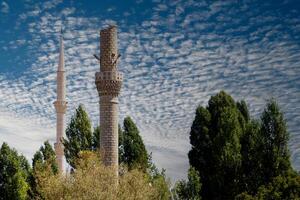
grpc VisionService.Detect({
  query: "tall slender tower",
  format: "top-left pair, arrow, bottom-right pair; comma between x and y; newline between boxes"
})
54,30 -> 67,172
95,25 -> 123,177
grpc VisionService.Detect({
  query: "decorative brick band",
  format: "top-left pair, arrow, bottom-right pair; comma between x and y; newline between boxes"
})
95,71 -> 123,97
96,71 -> 123,81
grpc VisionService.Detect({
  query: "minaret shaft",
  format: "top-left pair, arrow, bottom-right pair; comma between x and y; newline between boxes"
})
95,26 -> 123,178
54,32 -> 67,172
57,72 -> 65,100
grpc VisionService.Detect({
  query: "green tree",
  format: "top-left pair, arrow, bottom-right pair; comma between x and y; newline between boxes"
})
255,171 -> 300,200
187,92 -> 298,199
32,141 -> 58,174
63,106 -> 149,173
260,99 -> 291,184
235,172 -> 300,200
188,91 -> 246,199
120,117 -> 171,198
121,116 -> 148,171
92,126 -> 100,150
62,107 -> 170,197
237,100 -> 294,197
187,106 -> 211,199
63,104 -> 93,168
146,154 -> 171,200
237,100 -> 250,123
36,151 -> 166,200
239,120 -> 262,194
30,141 -> 58,199
173,167 -> 202,200
0,142 -> 31,200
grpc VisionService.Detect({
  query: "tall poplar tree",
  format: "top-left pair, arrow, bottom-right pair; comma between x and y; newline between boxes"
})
63,104 -> 93,168
260,100 -> 292,183
184,92 -> 298,199
239,120 -> 262,194
188,91 -> 248,199
121,116 -> 148,171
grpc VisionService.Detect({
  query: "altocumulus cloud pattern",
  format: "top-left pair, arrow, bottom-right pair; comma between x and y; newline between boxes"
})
0,0 -> 300,181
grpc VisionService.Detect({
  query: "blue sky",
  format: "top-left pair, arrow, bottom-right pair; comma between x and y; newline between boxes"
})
0,0 -> 300,182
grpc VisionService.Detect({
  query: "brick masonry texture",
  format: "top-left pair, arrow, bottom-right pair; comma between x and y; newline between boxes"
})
95,25 -> 123,177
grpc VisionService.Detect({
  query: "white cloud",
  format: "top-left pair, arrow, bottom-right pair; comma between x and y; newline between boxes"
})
61,7 -> 76,16
107,7 -> 115,12
1,1 -> 9,13
1,0 -> 300,183
0,109 -> 55,161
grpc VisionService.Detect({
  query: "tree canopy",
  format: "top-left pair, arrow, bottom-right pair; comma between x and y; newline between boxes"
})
1,91 -> 298,199
63,104 -> 93,168
62,107 -> 170,198
32,140 -> 58,174
36,151 -> 168,200
174,91 -> 299,200
0,142 -> 31,200
173,167 -> 202,200
31,141 -> 58,199
188,91 -> 245,199
120,116 -> 149,171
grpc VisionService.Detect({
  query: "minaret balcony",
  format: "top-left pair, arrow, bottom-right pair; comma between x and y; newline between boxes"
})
95,71 -> 123,96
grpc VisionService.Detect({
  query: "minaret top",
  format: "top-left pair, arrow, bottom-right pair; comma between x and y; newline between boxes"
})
56,27 -> 66,102
58,28 -> 65,72
95,25 -> 123,97
100,25 -> 120,71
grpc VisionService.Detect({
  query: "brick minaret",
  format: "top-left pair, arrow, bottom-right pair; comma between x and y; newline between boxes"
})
95,25 -> 123,177
54,30 -> 67,172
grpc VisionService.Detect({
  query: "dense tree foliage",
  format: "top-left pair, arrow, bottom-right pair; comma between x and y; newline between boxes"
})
30,141 -> 58,199
120,116 -> 149,171
36,151 -> 169,200
235,172 -> 300,200
63,105 -> 149,171
63,104 -> 93,168
173,167 -> 202,200
120,117 -> 170,198
239,120 -> 262,193
145,153 -> 171,199
0,142 -> 31,200
2,91 -> 298,199
182,91 -> 299,199
188,91 -> 245,199
32,141 -> 58,174
62,106 -> 170,197
92,126 -> 101,150
63,105 -> 120,168
260,100 -> 291,182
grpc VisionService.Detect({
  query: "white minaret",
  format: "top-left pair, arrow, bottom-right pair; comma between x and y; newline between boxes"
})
54,29 -> 67,172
